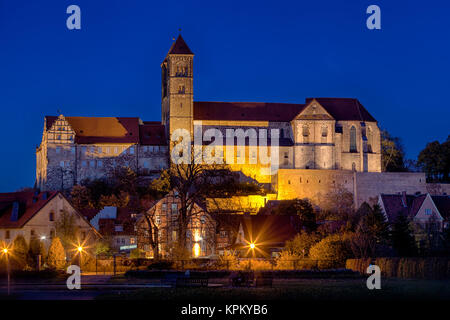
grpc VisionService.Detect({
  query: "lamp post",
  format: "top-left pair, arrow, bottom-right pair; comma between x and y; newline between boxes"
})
77,246 -> 83,272
2,248 -> 10,295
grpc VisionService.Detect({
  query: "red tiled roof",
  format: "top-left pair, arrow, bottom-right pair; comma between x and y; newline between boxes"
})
139,122 -> 166,146
98,207 -> 136,236
45,116 -> 168,145
305,98 -> 377,122
194,98 -> 377,122
45,116 -> 141,144
167,35 -> 193,55
380,194 -> 426,222
0,191 -> 59,228
194,102 -> 304,122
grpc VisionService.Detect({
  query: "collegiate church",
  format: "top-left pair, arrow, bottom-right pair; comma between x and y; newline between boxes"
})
37,36 -> 435,207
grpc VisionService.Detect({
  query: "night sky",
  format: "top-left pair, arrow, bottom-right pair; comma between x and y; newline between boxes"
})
0,0 -> 449,192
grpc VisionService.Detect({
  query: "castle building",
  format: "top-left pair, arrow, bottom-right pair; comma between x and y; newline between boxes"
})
36,35 -> 383,193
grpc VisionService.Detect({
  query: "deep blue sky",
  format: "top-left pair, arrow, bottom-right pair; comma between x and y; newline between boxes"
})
0,0 -> 449,192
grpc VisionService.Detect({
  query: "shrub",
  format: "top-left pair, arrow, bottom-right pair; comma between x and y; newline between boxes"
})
309,234 -> 352,269
239,259 -> 273,271
345,258 -> 372,274
216,251 -> 239,270
275,251 -> 301,270
11,235 -> 29,270
47,237 -> 66,270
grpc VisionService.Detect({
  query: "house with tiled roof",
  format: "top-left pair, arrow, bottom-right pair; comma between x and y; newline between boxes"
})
0,190 -> 100,252
378,192 -> 450,249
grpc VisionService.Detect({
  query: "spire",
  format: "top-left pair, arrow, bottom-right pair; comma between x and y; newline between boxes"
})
167,34 -> 193,55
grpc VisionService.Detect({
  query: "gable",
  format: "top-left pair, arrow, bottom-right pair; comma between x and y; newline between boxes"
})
414,194 -> 444,222
294,100 -> 334,120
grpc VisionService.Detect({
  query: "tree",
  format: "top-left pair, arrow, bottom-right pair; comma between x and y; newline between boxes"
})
309,234 -> 353,268
381,129 -> 407,172
138,203 -> 161,259
27,238 -> 46,268
12,235 -> 28,270
318,184 -> 354,220
47,237 -> 66,270
274,199 -> 317,232
70,185 -> 91,210
391,213 -> 417,256
284,231 -> 321,258
55,210 -> 79,249
351,203 -> 390,257
164,150 -> 233,254
417,136 -> 450,182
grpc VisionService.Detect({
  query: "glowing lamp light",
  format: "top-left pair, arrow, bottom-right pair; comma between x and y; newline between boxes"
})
193,243 -> 200,257
40,236 -> 46,240
2,248 -> 8,254
77,246 -> 83,253
250,243 -> 256,249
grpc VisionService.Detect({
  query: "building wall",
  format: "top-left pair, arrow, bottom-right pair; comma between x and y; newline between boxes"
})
0,194 -> 98,253
37,115 -> 169,191
274,169 -> 428,208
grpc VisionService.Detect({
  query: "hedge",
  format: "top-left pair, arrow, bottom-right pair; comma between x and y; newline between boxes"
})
346,257 -> 450,279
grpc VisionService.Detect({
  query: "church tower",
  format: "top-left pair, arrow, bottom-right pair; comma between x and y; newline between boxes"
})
161,35 -> 194,145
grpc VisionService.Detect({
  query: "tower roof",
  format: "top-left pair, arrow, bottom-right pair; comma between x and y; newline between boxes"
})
167,35 -> 193,55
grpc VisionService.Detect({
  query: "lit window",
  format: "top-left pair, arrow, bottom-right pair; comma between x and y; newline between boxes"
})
171,203 -> 178,214
149,146 -> 154,152
82,146 -> 87,154
97,160 -> 103,168
98,147 -> 102,154
71,146 -> 75,154
200,216 -> 206,224
143,160 -> 149,168
130,147 -> 135,154
114,147 -> 118,154
155,146 -> 159,152
105,147 -> 109,154
90,160 -> 95,168
425,209 -> 432,215
82,160 -> 87,167
60,161 -> 65,167
130,238 -> 135,244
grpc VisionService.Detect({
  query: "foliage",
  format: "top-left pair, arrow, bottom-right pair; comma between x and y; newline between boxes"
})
318,184 -> 354,220
351,203 -> 390,258
70,185 -> 91,210
417,136 -> 450,182
381,129 -> 407,172
55,210 -> 78,249
27,238 -> 46,268
239,259 -> 273,271
284,231 -> 322,258
130,248 -> 143,259
47,237 -> 66,270
94,240 -> 112,256
11,235 -> 29,270
216,251 -> 240,270
390,213 -> 417,256
275,251 -> 302,270
309,234 -> 353,269
99,191 -> 130,208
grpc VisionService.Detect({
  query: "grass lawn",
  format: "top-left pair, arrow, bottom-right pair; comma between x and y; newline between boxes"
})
97,278 -> 450,301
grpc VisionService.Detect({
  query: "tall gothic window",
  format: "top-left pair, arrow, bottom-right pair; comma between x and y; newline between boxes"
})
321,125 -> 328,143
350,126 -> 357,152
367,127 -> 373,153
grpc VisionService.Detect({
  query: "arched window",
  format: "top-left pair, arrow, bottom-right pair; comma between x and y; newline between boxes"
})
49,212 -> 54,222
321,125 -> 328,143
350,126 -> 357,152
352,162 -> 356,171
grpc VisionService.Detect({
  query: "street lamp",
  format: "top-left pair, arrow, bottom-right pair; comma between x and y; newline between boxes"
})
1,247 -> 10,295
76,246 -> 84,271
250,243 -> 256,249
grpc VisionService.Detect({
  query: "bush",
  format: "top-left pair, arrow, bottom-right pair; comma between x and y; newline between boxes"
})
11,235 -> 28,270
309,234 -> 352,269
47,237 -> 66,270
239,259 -> 273,271
216,251 -> 239,270
347,257 -> 450,279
